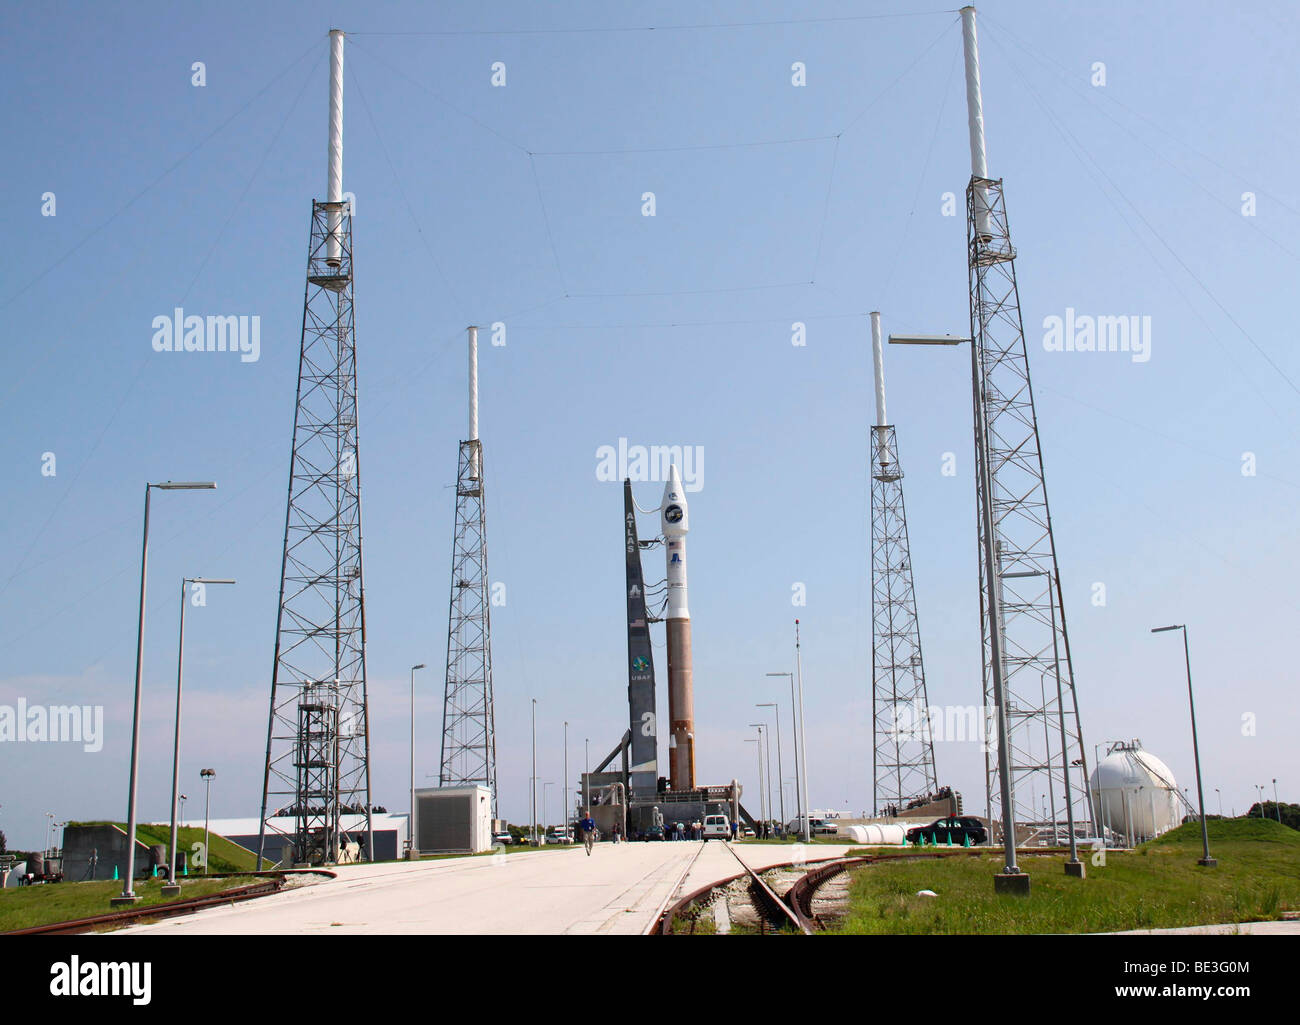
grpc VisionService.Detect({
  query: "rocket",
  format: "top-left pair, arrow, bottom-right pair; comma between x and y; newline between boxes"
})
661,465 -> 695,790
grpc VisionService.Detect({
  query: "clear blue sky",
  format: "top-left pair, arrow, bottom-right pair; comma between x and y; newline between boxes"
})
2,1 -> 1297,848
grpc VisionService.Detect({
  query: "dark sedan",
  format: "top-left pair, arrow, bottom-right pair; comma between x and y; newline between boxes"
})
905,817 -> 987,846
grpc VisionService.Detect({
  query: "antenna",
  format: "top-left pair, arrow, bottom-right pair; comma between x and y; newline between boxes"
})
439,326 -> 497,812
867,312 -> 938,817
258,27 -> 372,868
958,5 -> 1090,867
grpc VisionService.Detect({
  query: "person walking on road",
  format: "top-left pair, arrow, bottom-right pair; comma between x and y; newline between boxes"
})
580,814 -> 596,855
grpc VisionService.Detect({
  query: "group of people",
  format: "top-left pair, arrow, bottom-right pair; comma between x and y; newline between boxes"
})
666,820 -> 704,841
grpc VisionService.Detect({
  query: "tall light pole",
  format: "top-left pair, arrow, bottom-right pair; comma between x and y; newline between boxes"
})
531,699 -> 538,846
165,576 -> 235,895
749,724 -> 768,834
1215,787 -> 1222,818
200,768 -> 215,874
766,672 -> 799,833
584,737 -> 590,816
757,701 -> 784,827
563,721 -> 569,833
1273,779 -> 1282,824
1151,625 -> 1216,866
409,663 -> 426,855
1256,785 -> 1265,817
116,480 -> 217,906
790,621 -> 812,842
744,738 -> 762,838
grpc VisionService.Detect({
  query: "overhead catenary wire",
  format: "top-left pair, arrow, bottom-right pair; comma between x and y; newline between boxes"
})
348,10 -> 955,38
0,36 -> 324,314
0,47 -> 324,603
984,30 -> 1300,410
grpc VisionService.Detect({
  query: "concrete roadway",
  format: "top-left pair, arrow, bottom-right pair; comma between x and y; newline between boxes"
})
117,840 -> 846,936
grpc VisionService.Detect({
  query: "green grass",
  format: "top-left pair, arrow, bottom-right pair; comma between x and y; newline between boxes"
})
833,817 -> 1300,935
63,821 -> 263,873
0,877 -> 239,933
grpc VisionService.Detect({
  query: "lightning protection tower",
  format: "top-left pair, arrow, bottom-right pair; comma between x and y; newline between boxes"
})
258,30 -> 373,868
960,6 -> 1090,841
438,326 -> 498,810
869,311 -> 939,816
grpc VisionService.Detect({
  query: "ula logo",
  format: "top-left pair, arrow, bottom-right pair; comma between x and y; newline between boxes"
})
50,956 -> 151,1005
151,307 -> 261,363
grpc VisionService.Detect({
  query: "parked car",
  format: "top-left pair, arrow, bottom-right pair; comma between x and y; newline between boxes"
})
739,826 -> 755,839
545,826 -> 574,845
492,831 -> 513,846
905,817 -> 987,846
702,814 -> 731,841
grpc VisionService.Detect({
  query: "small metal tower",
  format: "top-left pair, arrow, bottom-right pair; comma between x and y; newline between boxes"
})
438,326 -> 498,808
868,312 -> 939,816
961,7 -> 1090,839
258,30 -> 373,868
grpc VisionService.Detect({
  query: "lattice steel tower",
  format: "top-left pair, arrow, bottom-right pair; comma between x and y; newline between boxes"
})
961,7 -> 1090,839
258,30 -> 373,868
869,312 -> 939,816
438,326 -> 498,808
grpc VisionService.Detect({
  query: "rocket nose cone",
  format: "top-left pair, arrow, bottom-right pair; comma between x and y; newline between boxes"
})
661,465 -> 689,536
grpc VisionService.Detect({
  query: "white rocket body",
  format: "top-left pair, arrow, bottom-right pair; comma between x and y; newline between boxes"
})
661,465 -> 695,790
326,29 -> 345,265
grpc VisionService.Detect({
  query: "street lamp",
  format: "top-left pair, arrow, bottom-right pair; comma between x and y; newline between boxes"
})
531,699 -> 538,847
408,664 -> 426,856
1256,785 -> 1265,817
116,480 -> 217,906
200,768 -> 215,874
749,723 -> 768,835
765,672 -> 800,836
563,721 -> 569,839
793,620 -> 811,844
1274,779 -> 1282,824
165,576 -> 235,895
1151,624 -> 1216,866
1215,787 -> 1222,818
744,738 -> 763,839
757,701 -> 785,829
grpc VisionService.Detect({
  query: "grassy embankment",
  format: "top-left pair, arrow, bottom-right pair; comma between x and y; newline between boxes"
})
832,817 -> 1300,934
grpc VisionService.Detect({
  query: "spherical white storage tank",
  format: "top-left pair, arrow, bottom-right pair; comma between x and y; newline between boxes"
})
1088,741 -> 1182,842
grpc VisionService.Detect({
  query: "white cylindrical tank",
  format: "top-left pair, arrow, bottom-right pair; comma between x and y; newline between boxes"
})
845,824 -> 906,846
1088,742 -> 1182,842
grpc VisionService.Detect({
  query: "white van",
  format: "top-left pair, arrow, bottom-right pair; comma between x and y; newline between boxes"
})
702,814 -> 731,841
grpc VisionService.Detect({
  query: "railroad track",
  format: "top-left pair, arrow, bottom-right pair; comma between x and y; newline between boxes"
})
2,872 -> 313,935
654,845 -> 1063,935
